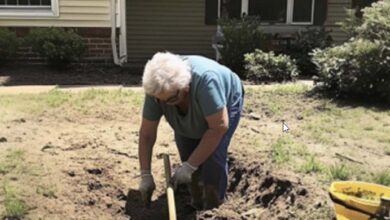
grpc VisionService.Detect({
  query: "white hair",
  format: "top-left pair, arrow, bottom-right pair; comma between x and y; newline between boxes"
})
142,52 -> 191,95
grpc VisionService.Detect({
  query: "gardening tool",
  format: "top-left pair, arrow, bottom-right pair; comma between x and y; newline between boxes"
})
163,154 -> 177,220
329,181 -> 390,220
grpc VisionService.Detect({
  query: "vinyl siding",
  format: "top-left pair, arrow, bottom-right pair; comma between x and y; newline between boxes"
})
126,0 -> 216,68
326,0 -> 352,43
0,0 -> 110,27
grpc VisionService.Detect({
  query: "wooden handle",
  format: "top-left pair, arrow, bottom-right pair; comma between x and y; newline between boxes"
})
166,187 -> 177,220
163,154 -> 177,220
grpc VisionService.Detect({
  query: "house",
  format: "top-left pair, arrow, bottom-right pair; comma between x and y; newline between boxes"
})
0,0 -> 377,69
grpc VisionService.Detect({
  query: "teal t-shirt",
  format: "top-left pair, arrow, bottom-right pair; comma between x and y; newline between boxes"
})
142,55 -> 242,139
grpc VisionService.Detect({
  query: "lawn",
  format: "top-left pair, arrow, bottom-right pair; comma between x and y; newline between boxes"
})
0,83 -> 389,219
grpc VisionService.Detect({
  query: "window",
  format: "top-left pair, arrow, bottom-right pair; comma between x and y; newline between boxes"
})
248,0 -> 287,23
0,0 -> 58,17
0,0 -> 51,8
292,0 -> 314,23
225,0 -> 315,24
220,0 -> 242,19
206,0 -> 322,25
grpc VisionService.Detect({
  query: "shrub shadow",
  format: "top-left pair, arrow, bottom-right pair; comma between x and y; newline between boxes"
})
0,65 -> 142,86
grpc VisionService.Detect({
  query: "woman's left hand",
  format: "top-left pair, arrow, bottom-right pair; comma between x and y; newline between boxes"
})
172,162 -> 198,188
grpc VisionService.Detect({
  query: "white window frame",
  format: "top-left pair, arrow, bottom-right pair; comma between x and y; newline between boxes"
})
289,0 -> 315,25
238,0 -> 315,25
0,0 -> 59,17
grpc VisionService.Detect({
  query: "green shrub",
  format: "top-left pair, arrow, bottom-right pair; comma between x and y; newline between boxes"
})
0,28 -> 19,65
218,16 -> 268,78
312,39 -> 390,102
25,27 -> 85,68
287,27 -> 333,76
357,1 -> 390,42
244,49 -> 299,82
312,1 -> 390,103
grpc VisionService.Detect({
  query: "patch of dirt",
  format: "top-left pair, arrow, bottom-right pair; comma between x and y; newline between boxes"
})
197,154 -> 324,220
0,88 -> 342,220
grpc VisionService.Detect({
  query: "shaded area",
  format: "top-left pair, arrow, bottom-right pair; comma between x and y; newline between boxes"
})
305,89 -> 390,111
0,65 -> 142,86
124,189 -> 196,220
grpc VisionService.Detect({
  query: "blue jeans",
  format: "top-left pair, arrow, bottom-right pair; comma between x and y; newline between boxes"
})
175,94 -> 244,204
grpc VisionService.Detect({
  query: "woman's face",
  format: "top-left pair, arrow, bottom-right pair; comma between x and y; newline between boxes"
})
155,87 -> 188,106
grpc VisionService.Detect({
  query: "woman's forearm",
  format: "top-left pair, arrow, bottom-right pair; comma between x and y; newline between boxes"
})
138,134 -> 156,171
187,128 -> 226,167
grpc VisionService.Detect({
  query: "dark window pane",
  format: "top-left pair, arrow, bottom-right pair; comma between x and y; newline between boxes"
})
30,0 -> 40,5
7,0 -> 17,5
0,0 -> 5,5
293,0 -> 313,22
42,0 -> 50,5
205,0 -> 218,25
19,0 -> 28,5
220,0 -> 242,19
248,0 -> 287,23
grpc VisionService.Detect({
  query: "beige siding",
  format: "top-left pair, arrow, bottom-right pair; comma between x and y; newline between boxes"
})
326,0 -> 352,43
0,0 -> 110,27
126,0 -> 216,68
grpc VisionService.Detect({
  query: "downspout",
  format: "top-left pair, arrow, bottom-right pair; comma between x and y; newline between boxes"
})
111,0 -> 120,65
118,0 -> 128,64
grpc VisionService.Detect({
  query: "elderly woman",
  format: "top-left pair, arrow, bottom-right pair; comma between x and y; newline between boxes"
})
138,52 -> 244,210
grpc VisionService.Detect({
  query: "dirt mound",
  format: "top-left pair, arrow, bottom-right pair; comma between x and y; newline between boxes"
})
197,154 -> 313,220
124,153 -> 320,220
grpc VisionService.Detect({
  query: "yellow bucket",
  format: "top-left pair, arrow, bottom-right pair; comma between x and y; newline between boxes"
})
329,181 -> 390,220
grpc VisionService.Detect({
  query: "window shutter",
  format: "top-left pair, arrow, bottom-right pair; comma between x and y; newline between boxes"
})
313,0 -> 328,25
205,0 -> 218,25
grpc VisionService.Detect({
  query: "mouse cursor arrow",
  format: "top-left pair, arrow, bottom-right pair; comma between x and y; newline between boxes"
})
282,121 -> 289,133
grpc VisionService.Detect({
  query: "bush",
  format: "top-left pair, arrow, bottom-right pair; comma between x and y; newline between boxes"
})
218,16 -> 268,78
244,49 -> 299,83
25,27 -> 85,68
0,28 -> 19,65
357,1 -> 390,42
312,1 -> 390,103
288,27 -> 333,76
312,39 -> 390,102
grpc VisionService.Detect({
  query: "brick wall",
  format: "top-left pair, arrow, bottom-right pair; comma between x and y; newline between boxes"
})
8,27 -> 114,65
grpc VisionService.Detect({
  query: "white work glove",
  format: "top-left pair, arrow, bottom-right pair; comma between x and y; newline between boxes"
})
138,170 -> 155,207
172,162 -> 198,189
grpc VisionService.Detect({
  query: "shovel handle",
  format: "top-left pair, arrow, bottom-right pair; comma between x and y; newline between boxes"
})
163,154 -> 177,220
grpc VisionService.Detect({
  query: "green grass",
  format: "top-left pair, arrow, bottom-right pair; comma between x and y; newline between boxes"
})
1,184 -> 28,219
327,163 -> 352,181
0,149 -> 26,175
271,137 -> 292,164
300,155 -> 325,174
372,170 -> 390,186
36,185 -> 57,199
267,84 -> 311,95
0,89 -> 143,121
